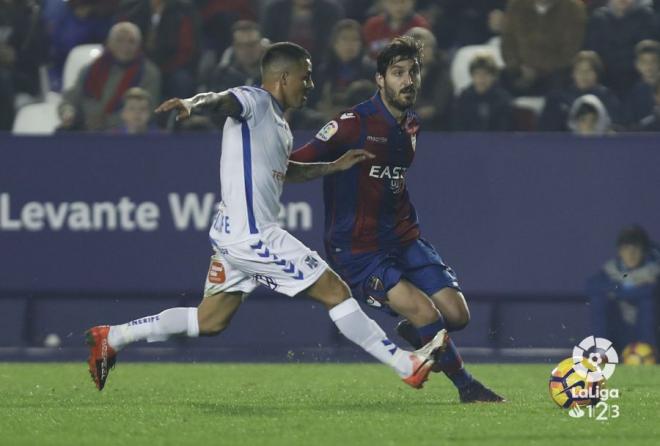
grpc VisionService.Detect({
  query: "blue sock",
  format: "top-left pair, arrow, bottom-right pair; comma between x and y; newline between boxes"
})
417,318 -> 474,390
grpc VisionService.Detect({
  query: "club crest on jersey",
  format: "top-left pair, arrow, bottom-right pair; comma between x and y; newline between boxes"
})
315,120 -> 338,141
304,255 -> 319,270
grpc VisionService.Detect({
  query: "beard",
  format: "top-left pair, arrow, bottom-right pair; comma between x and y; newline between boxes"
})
383,83 -> 417,112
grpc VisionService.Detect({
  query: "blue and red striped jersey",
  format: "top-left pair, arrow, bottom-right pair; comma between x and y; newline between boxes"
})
291,92 -> 421,254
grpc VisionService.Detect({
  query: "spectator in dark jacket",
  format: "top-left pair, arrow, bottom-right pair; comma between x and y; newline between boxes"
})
311,19 -> 375,121
622,39 -> 660,126
405,26 -> 453,130
261,0 -> 343,58
0,0 -> 48,130
586,225 -> 660,350
452,54 -> 512,131
540,50 -> 621,130
209,20 -> 265,92
501,0 -> 587,96
429,0 -> 507,50
635,78 -> 660,130
117,0 -> 201,98
46,0 -> 116,91
584,0 -> 658,97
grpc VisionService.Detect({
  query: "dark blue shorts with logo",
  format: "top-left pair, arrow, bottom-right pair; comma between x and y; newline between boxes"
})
326,238 -> 461,315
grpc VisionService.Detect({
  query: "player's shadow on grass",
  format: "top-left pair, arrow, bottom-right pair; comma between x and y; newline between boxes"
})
192,399 -> 453,416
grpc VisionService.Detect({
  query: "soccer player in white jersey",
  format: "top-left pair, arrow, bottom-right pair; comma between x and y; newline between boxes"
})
85,42 -> 447,391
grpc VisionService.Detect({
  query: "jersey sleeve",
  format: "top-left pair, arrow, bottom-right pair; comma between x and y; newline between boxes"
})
227,86 -> 270,125
290,112 -> 362,163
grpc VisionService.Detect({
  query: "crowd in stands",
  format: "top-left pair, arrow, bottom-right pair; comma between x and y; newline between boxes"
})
2,0 -> 660,134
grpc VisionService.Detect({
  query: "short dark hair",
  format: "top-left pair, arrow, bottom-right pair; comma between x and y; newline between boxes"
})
261,42 -> 311,73
635,39 -> 660,60
574,102 -> 599,119
123,87 -> 151,104
617,225 -> 651,251
231,20 -> 260,36
376,36 -> 423,76
573,50 -> 603,77
469,54 -> 499,76
330,19 -> 362,46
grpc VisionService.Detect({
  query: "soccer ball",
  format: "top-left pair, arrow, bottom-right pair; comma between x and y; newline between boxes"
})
548,357 -> 605,408
622,342 -> 657,365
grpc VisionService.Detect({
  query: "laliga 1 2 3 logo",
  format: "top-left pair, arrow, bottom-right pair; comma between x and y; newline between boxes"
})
548,336 -> 620,421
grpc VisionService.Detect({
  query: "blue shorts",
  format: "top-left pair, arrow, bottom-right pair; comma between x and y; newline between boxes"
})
327,238 -> 461,314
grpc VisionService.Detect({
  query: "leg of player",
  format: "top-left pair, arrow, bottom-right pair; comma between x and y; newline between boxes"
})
304,269 -> 447,389
390,284 -> 504,402
85,291 -> 244,390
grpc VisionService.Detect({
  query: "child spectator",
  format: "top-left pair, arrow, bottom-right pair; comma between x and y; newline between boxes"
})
567,94 -> 613,135
452,54 -> 512,131
540,51 -> 621,130
623,39 -> 660,126
587,225 -> 660,351
115,87 -> 157,134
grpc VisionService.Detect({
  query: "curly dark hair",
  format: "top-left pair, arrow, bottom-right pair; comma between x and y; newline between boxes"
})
376,36 -> 423,76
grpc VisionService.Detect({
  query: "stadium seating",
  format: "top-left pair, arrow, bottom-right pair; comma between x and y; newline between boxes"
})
62,44 -> 103,92
11,101 -> 60,135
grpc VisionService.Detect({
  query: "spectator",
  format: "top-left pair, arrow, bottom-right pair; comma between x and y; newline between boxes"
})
584,0 -> 658,97
195,0 -> 257,56
567,94 -> 613,135
58,22 -> 161,131
501,0 -> 587,96
635,78 -> 660,130
452,54 -> 512,131
261,0 -> 344,57
46,0 -> 117,91
312,19 -> 375,120
363,0 -> 430,59
587,225 -> 660,350
0,0 -> 48,130
428,0 -> 507,50
117,0 -> 201,99
113,87 -> 158,134
405,27 -> 453,130
539,51 -> 621,130
209,20 -> 265,92
623,39 -> 660,126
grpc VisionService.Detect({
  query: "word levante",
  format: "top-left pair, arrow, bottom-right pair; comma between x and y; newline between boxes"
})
0,193 -> 312,232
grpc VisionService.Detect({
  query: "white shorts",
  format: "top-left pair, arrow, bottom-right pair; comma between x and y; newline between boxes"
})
204,226 -> 328,297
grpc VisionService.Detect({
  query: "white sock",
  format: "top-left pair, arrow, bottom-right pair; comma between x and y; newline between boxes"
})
107,307 -> 199,351
329,298 -> 412,377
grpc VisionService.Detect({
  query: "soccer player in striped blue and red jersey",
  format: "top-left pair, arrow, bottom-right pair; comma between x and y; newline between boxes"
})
290,36 -> 504,403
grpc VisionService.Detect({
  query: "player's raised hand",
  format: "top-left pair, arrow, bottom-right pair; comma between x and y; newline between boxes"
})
332,149 -> 375,172
154,98 -> 193,121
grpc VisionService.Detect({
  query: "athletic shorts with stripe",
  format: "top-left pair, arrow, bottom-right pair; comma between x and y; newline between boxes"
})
204,226 -> 329,297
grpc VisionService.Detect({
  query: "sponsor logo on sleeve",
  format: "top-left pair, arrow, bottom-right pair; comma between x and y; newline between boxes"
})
315,120 -> 339,142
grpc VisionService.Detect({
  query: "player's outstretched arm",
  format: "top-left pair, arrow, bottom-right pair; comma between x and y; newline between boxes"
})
286,149 -> 374,183
154,91 -> 242,121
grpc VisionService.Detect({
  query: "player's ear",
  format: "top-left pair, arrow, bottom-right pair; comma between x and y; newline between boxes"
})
281,71 -> 289,85
375,72 -> 384,89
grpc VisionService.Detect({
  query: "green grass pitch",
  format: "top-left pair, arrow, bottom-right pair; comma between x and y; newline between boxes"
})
0,363 -> 658,446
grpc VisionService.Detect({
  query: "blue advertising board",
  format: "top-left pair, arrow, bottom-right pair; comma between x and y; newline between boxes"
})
1,132 -> 658,296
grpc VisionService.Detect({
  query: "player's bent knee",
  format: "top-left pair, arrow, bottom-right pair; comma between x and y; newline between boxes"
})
446,309 -> 470,331
307,269 -> 351,309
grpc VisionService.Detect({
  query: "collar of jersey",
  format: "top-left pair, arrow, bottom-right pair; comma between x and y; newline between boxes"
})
255,86 -> 285,116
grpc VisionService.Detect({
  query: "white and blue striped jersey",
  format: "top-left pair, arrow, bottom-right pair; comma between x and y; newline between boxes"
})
209,86 -> 294,245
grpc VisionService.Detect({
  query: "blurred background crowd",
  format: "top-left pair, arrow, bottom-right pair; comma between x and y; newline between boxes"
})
2,0 -> 660,135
